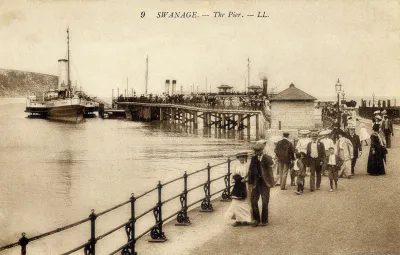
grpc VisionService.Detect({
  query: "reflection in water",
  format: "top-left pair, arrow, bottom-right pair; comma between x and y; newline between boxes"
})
0,100 -> 254,254
56,150 -> 74,206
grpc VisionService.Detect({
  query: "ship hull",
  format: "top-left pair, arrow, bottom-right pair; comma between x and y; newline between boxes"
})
47,105 -> 85,122
46,98 -> 85,123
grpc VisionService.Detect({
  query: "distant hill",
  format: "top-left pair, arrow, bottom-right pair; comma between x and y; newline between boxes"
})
0,69 -> 57,97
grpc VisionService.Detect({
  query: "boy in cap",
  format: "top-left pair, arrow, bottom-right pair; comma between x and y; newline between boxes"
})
294,152 -> 306,195
327,147 -> 340,191
248,143 -> 275,227
296,130 -> 311,176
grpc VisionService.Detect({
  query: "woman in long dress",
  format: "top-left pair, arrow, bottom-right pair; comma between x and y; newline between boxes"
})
225,152 -> 252,226
367,124 -> 386,175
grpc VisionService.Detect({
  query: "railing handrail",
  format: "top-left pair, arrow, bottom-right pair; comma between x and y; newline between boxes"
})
0,157 -> 237,254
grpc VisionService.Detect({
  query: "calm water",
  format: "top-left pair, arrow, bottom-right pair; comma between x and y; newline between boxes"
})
0,98 -> 253,254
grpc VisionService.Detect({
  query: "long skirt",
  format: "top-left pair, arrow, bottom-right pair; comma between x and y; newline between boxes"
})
225,185 -> 252,223
367,152 -> 385,175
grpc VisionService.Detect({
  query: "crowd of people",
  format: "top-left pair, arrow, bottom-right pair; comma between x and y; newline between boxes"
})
225,109 -> 394,227
116,93 -> 267,111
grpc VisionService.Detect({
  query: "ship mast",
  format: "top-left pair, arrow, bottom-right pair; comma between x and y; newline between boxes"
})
247,57 -> 250,93
145,55 -> 148,96
67,27 -> 71,91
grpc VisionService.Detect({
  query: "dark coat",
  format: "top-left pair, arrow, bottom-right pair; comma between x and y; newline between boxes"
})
274,138 -> 295,164
306,141 -> 326,167
367,132 -> 386,175
231,174 -> 247,199
248,154 -> 275,188
382,119 -> 394,135
347,134 -> 362,158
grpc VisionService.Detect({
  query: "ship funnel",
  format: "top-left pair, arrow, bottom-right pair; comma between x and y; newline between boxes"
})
262,78 -> 268,97
58,59 -> 69,91
171,80 -> 177,95
165,79 -> 170,95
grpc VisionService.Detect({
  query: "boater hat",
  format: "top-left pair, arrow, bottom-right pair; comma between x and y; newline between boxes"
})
310,132 -> 318,138
235,151 -> 248,158
299,130 -> 311,135
373,110 -> 380,115
319,129 -> 332,136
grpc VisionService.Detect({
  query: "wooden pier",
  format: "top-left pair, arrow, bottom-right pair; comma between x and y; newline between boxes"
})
115,102 -> 268,139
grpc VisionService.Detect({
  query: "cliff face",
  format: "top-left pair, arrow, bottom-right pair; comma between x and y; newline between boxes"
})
0,69 -> 57,97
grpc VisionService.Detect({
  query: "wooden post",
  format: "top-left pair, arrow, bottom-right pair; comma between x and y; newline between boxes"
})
232,114 -> 236,131
159,108 -> 163,121
256,114 -> 260,140
171,108 -> 175,123
221,113 -> 225,130
203,112 -> 208,128
193,111 -> 198,129
247,114 -> 251,138
182,109 -> 186,125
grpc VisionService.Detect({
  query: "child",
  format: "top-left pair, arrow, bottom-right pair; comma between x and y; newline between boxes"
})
359,123 -> 370,146
225,152 -> 252,226
327,147 -> 340,191
294,152 -> 306,195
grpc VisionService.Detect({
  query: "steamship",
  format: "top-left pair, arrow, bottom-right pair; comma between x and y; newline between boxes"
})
26,29 -> 85,122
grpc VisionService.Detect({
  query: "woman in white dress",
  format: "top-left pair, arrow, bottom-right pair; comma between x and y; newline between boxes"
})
225,152 -> 252,226
359,123 -> 370,146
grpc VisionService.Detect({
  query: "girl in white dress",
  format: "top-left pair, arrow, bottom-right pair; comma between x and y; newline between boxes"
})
359,123 -> 370,146
225,152 -> 252,226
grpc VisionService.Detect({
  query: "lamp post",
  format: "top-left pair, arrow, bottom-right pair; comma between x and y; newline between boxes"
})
372,93 -> 375,107
335,78 -> 342,128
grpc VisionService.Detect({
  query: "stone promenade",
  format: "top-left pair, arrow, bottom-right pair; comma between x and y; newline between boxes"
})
137,120 -> 400,255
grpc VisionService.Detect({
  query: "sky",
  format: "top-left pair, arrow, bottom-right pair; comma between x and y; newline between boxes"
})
0,0 -> 399,100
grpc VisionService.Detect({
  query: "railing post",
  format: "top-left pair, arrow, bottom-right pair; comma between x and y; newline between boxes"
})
149,181 -> 167,242
84,209 -> 97,255
123,193 -> 137,255
19,232 -> 29,255
221,157 -> 232,202
176,171 -> 191,226
200,163 -> 214,212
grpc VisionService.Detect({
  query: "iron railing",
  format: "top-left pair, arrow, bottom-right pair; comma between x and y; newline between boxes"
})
0,157 -> 235,255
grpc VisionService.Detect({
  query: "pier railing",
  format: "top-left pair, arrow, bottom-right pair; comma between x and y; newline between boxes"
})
0,157 -> 236,255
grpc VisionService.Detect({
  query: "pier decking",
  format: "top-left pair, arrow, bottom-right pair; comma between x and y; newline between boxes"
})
114,101 -> 270,140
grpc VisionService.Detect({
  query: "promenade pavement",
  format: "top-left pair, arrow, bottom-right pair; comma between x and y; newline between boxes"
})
137,120 -> 400,255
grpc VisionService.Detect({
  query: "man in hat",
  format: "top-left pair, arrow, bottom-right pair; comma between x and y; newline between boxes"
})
381,115 -> 394,148
274,132 -> 295,190
347,125 -> 362,176
248,143 -> 275,227
306,132 -> 326,191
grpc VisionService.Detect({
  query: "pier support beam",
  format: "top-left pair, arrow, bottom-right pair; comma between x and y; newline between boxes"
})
247,114 -> 251,138
160,108 -> 163,121
193,111 -> 198,129
182,110 -> 186,125
203,112 -> 208,128
171,108 -> 175,123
